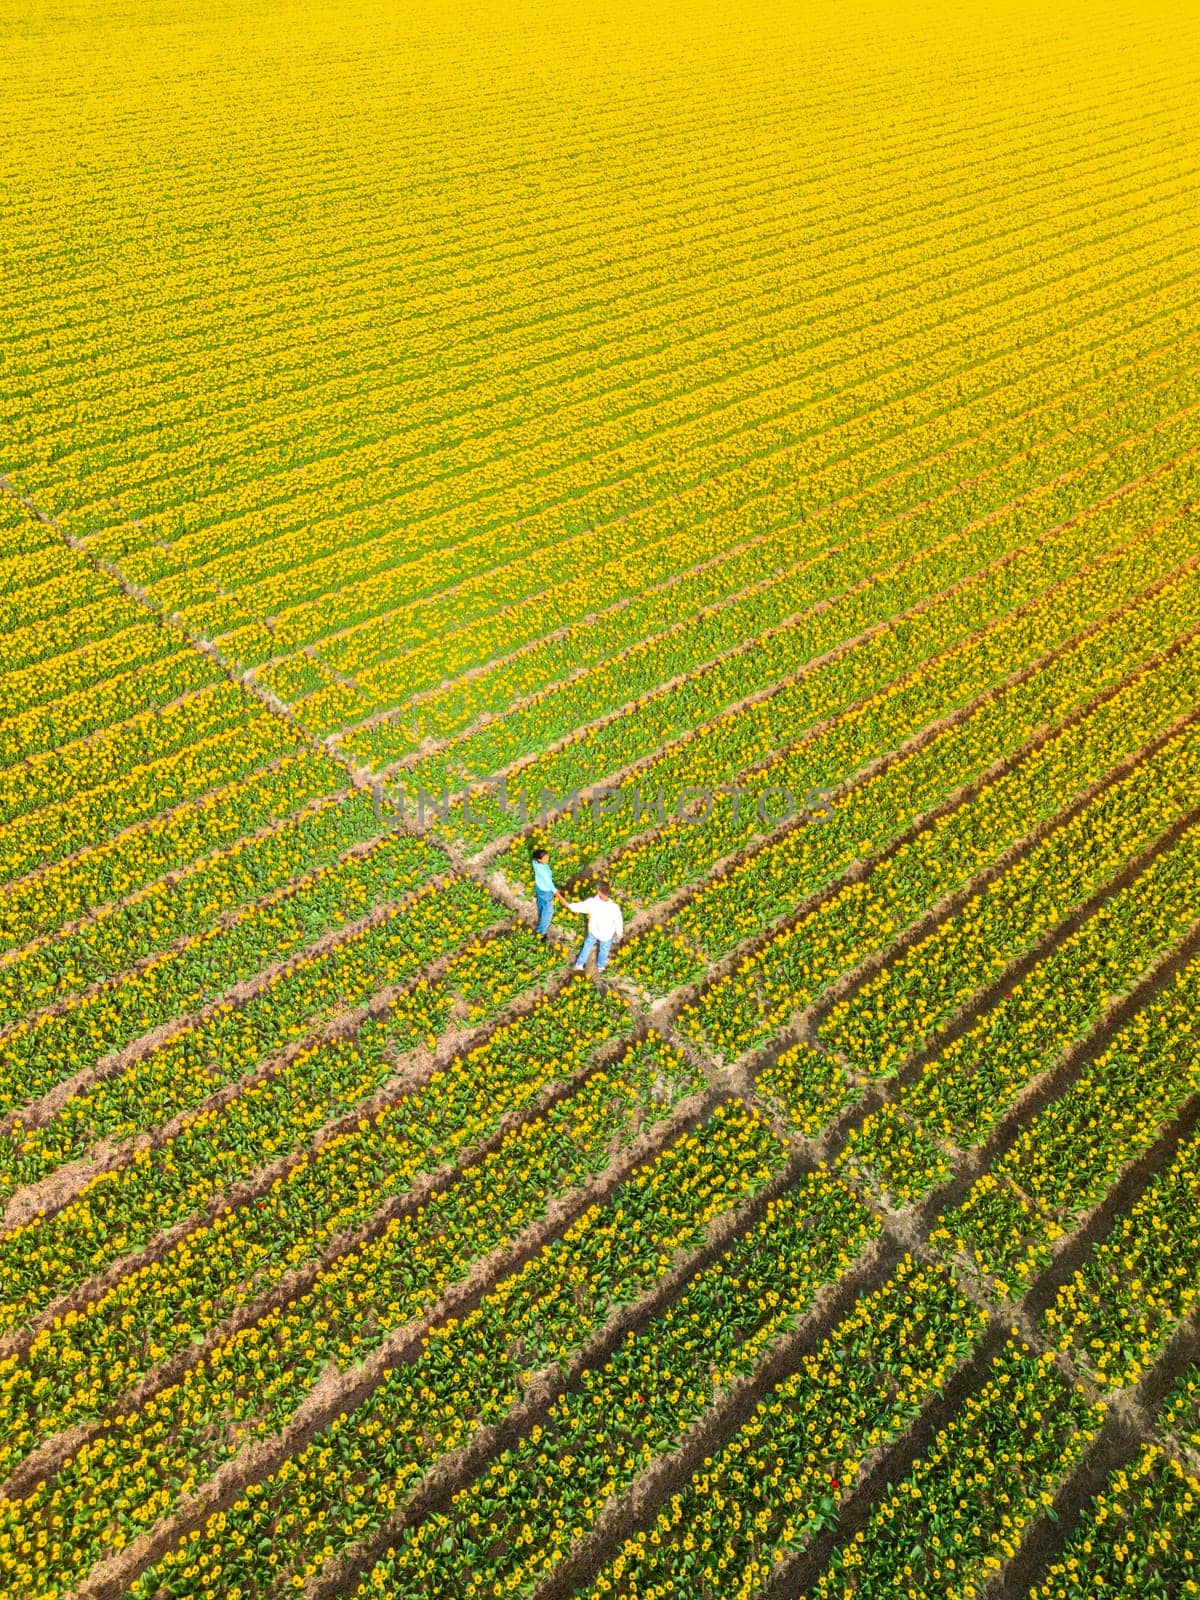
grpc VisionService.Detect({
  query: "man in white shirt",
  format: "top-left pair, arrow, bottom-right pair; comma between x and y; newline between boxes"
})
567,879 -> 624,974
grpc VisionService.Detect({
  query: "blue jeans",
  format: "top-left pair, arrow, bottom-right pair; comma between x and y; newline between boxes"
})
574,931 -> 613,972
536,889 -> 556,935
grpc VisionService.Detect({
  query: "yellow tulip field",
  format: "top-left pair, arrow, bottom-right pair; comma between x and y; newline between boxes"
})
2,0 -> 1200,1594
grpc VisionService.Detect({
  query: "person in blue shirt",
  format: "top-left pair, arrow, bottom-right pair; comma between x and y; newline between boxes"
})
532,847 -> 563,938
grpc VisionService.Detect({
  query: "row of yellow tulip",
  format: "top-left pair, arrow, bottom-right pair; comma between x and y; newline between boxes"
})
1,564 -> 148,689
358,1173 -> 880,1600
356,341 -> 1200,770
265,232 -> 1200,713
0,980 -> 629,1485
225,201 -> 1200,691
804,1343 -> 1101,1600
168,213 -> 1197,686
0,747 -> 339,951
0,711 -> 315,891
40,68 -> 1185,546
617,536 -> 1200,991
934,954 -> 1200,1296
0,823 -> 446,1117
0,637 -> 217,772
2,874 -> 498,1179
817,746 -> 1200,1080
347,318 -> 1200,764
0,529 -> 75,593
473,434 -> 1200,874
0,525 -> 352,1059
581,1258 -> 989,1600
0,679 -> 271,832
0,495 -> 55,563
0,789 -> 379,1026
130,1041 -> 755,1600
1043,1122 -> 1200,1391
0,574 -> 199,719
0,546 -> 113,643
757,1040 -> 858,1142
2,1100 -> 778,1600
839,817 -> 1200,1207
682,672 -> 1200,1063
1031,1443 -> 1200,1599
44,60 -> 1186,590
0,921 -> 565,1337
1160,1366 -> 1200,1451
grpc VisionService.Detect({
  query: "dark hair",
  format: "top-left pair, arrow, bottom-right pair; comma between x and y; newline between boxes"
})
597,878 -> 612,896
533,847 -> 548,862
